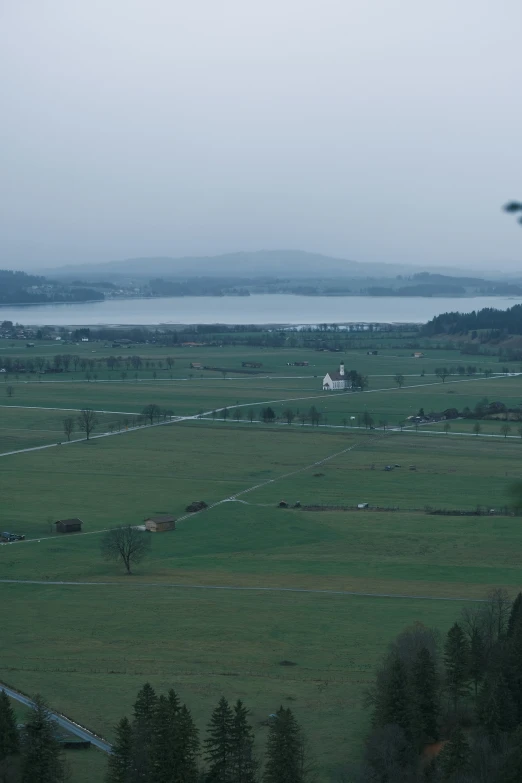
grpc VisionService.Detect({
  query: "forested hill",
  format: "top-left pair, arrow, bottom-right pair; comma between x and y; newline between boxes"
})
0,269 -> 104,304
423,303 -> 522,336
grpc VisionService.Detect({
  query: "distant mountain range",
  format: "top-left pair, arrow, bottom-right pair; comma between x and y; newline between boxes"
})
42,250 -> 497,281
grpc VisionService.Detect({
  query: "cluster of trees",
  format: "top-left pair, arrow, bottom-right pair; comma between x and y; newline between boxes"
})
0,354 -> 176,377
108,683 -> 310,783
353,590 -> 522,782
423,304 -> 522,338
0,691 -> 68,782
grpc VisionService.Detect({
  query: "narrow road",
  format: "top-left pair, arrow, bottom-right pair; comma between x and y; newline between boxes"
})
0,578 -> 486,602
0,683 -> 111,753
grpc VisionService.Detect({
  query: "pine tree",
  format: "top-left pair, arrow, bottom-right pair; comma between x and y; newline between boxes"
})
175,705 -> 199,783
20,694 -> 65,783
150,695 -> 173,783
410,647 -> 439,748
0,690 -> 19,761
478,672 -> 517,745
133,683 -> 157,744
469,626 -> 486,697
106,717 -> 133,783
439,725 -> 470,779
444,623 -> 470,712
205,697 -> 234,783
263,707 -> 305,783
377,655 -> 412,737
132,683 -> 157,781
508,593 -> 522,638
230,701 -> 257,783
501,724 -> 522,783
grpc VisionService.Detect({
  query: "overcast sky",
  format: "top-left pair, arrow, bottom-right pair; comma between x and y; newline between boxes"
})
1,0 -> 521,271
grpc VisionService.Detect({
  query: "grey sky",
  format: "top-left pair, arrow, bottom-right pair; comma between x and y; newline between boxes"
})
1,0 -> 521,271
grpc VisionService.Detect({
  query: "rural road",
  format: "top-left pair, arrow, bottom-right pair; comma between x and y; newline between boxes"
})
0,578 -> 486,602
0,683 -> 112,753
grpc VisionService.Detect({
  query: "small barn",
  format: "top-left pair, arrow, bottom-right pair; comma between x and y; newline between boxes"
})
55,518 -> 83,534
145,515 -> 176,533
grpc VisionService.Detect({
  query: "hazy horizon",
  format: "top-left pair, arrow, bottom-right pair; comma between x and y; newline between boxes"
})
2,0 -> 521,272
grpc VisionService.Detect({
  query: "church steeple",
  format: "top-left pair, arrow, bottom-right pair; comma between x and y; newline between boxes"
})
339,362 -> 345,376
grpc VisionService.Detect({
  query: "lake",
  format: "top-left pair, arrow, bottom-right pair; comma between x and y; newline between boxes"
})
1,294 -> 521,326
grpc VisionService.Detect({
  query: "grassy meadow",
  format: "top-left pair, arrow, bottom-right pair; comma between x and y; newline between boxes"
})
2,339 -> 522,781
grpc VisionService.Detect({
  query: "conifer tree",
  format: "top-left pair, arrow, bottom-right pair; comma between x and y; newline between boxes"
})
438,725 -> 470,779
263,707 -> 306,783
501,724 -> 522,783
478,672 -> 517,746
508,592 -> 522,638
230,701 -> 257,783
106,717 -> 133,783
376,655 -> 411,738
0,690 -> 19,761
175,705 -> 199,783
150,696 -> 173,783
20,694 -> 65,783
444,623 -> 470,712
205,697 -> 234,783
469,626 -> 486,697
132,682 -> 157,781
410,647 -> 439,748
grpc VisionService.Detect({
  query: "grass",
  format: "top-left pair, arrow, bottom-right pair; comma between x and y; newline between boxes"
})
2,584 -> 467,781
2,341 -> 522,780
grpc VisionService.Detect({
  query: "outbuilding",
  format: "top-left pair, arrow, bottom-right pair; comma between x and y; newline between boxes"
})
145,515 -> 176,533
55,518 -> 83,534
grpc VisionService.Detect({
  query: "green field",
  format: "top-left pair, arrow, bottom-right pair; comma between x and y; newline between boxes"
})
2,340 -> 522,781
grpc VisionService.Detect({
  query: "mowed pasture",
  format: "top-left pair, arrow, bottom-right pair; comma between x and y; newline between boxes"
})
2,342 -> 522,781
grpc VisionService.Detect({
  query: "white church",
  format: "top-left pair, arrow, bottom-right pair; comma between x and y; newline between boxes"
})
323,362 -> 349,390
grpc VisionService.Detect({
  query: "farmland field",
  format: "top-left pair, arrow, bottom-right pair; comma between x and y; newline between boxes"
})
2,338 -> 522,781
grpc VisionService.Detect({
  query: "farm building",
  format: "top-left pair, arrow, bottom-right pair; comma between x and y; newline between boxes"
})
412,352 -> 425,358
55,518 -> 83,534
323,363 -> 349,390
145,515 -> 176,532
241,361 -> 262,368
190,362 -> 203,369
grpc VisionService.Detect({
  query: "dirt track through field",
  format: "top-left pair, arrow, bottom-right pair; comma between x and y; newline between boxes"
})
0,578 -> 486,602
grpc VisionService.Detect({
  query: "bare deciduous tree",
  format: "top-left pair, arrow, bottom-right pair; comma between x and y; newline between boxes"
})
6,385 -> 13,398
101,525 -> 151,575
63,416 -> 75,441
142,404 -> 161,424
77,408 -> 98,441
394,373 -> 405,389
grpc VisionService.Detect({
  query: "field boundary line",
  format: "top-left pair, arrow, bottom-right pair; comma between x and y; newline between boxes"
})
0,578 -> 487,602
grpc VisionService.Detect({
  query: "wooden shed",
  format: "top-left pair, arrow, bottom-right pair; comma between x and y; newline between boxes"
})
55,518 -> 83,534
145,515 -> 176,533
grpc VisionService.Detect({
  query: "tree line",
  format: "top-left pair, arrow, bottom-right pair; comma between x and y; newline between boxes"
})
348,589 -> 522,782
422,303 -> 522,338
107,683 -> 311,783
0,355 -> 176,376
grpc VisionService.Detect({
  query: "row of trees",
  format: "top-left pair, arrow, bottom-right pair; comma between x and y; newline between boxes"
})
61,405 -> 176,442
0,691 -> 68,782
107,684 -> 310,783
0,355 -> 176,375
213,405 -> 352,427
354,590 -> 522,782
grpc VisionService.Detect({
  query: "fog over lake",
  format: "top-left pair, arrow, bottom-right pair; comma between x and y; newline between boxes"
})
1,295 -> 521,327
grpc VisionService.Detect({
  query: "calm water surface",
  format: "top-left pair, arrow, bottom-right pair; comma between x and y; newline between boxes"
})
1,295 -> 521,326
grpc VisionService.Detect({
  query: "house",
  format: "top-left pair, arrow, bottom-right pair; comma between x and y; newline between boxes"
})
413,352 -> 424,358
323,363 -> 348,390
190,362 -> 203,369
55,518 -> 83,534
144,515 -> 176,533
367,350 -> 378,355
